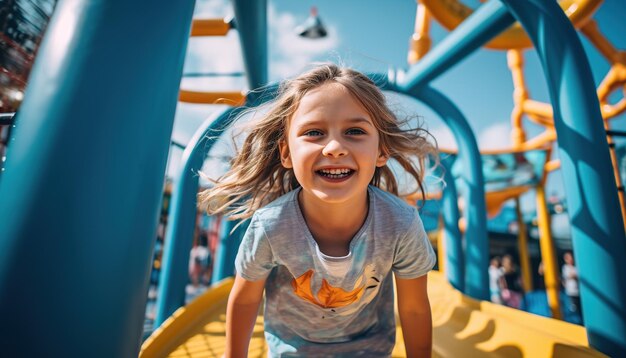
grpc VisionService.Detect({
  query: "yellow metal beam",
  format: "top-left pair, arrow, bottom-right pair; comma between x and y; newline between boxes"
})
190,19 -> 231,37
515,197 -> 533,292
179,90 -> 246,105
421,0 -> 602,50
408,2 -> 432,64
536,184 -> 562,319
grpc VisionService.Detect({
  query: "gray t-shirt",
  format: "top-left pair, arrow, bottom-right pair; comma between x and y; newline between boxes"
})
235,186 -> 436,357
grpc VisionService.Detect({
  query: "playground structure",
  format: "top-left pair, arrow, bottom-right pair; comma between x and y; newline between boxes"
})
409,0 -> 626,322
0,0 -> 625,357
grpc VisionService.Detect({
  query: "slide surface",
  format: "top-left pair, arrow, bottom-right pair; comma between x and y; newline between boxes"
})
140,271 -> 606,357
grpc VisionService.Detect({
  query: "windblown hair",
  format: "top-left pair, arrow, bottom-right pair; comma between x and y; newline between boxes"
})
198,64 -> 438,220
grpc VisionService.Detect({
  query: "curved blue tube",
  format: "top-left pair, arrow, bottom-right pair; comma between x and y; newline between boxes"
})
441,155 -> 465,291
410,86 -> 489,300
0,0 -> 195,355
501,1 -> 626,355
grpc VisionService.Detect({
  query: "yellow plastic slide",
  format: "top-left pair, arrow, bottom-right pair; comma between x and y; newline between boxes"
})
140,271 -> 606,357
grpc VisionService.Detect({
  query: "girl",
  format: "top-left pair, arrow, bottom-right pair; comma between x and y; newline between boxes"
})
199,64 -> 437,357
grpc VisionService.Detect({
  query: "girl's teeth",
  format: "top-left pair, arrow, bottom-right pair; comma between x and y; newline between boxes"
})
319,169 -> 352,178
321,169 -> 349,174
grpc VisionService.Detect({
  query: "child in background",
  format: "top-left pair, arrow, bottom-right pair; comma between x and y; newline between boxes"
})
499,254 -> 523,309
489,256 -> 503,304
199,64 -> 437,357
562,251 -> 582,322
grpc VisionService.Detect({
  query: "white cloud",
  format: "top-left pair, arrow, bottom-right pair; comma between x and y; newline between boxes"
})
429,126 -> 457,151
193,0 -> 231,18
477,122 -> 513,150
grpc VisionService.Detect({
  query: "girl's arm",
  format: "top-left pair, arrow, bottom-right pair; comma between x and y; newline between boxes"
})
225,273 -> 266,358
395,274 -> 432,358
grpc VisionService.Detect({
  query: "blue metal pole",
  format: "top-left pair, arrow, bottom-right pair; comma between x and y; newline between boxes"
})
154,107 -> 237,327
501,1 -> 626,355
211,218 -> 250,282
398,0 -> 514,92
441,155 -> 465,292
409,86 -> 489,300
232,0 -> 268,90
0,0 -> 195,356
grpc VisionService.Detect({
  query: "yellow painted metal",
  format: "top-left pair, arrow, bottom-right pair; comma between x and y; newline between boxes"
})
427,271 -> 604,357
178,90 -> 246,105
140,278 -> 239,357
420,0 -> 602,50
485,186 -> 530,218
140,271 -> 605,357
544,159 -> 561,173
515,197 -> 532,292
536,184 -> 562,320
507,49 -> 557,151
582,20 -> 626,120
604,120 -> 626,233
508,49 -> 529,147
408,3 -> 432,64
190,19 -> 231,37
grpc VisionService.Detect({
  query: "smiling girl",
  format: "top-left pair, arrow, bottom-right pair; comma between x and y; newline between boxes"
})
199,64 -> 437,357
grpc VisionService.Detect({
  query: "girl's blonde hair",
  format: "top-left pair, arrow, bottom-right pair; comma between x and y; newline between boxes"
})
198,64 -> 437,220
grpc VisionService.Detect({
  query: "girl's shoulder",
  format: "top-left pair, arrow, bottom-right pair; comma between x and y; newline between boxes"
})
249,189 -> 300,231
369,186 -> 423,235
369,186 -> 418,220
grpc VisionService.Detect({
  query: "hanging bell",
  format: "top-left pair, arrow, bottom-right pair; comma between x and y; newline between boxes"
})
296,7 -> 327,39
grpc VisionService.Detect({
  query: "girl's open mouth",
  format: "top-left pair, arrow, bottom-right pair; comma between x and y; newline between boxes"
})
316,168 -> 355,180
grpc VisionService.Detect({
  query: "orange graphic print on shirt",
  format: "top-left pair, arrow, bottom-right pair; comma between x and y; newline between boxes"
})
291,269 -> 365,308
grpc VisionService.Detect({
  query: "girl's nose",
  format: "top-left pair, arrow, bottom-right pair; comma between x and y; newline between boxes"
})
322,138 -> 347,157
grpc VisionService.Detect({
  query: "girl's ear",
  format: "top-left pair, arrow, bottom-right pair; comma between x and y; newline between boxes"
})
279,140 -> 293,168
376,150 -> 389,167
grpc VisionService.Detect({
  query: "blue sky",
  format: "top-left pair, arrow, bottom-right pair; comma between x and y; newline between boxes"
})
169,0 -> 626,216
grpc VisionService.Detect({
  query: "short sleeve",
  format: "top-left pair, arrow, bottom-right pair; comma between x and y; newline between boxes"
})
234,214 -> 276,281
392,209 -> 437,279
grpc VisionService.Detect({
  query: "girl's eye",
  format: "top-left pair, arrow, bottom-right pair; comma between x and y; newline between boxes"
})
346,128 -> 366,135
304,130 -> 323,137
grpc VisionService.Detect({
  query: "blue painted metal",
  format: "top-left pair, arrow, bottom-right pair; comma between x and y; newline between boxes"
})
211,218 -> 250,282
440,155 -> 465,291
232,0 -> 268,90
0,0 -> 196,356
398,0 -> 514,92
501,1 -> 626,355
154,107 -> 238,327
410,86 -> 489,300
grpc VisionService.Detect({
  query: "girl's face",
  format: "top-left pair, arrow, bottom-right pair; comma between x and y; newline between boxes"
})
279,82 -> 388,207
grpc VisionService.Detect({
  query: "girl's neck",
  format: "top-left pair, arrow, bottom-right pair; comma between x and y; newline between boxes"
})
297,188 -> 369,257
